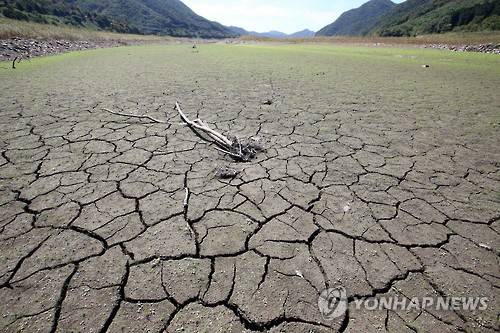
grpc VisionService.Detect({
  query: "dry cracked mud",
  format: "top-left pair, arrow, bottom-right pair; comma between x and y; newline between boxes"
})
0,44 -> 499,332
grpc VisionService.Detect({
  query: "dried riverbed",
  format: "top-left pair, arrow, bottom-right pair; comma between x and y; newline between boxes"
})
0,44 -> 498,332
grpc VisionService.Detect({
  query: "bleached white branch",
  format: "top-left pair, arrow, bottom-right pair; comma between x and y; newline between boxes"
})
175,102 -> 263,162
174,102 -> 233,146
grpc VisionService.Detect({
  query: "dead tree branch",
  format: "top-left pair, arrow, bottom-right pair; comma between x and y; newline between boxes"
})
175,102 -> 263,162
12,56 -> 18,69
175,102 -> 232,146
100,102 -> 263,162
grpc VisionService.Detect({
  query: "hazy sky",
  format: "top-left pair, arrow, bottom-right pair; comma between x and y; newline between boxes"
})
182,0 -> 405,34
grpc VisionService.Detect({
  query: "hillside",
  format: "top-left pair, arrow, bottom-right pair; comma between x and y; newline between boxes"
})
372,0 -> 500,36
0,0 -> 236,38
229,27 -> 315,39
227,26 -> 248,36
258,31 -> 288,38
288,29 -> 316,38
316,0 -> 396,36
0,0 -> 139,33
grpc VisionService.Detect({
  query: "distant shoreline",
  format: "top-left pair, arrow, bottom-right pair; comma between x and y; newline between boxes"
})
2,36 -> 500,63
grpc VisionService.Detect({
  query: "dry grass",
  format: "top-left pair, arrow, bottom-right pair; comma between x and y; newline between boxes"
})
239,31 -> 500,46
0,18 -> 170,42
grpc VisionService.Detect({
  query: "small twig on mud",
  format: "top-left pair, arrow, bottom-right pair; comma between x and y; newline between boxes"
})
101,108 -> 168,124
182,187 -> 196,238
12,56 -> 18,69
183,188 -> 189,208
174,102 -> 264,162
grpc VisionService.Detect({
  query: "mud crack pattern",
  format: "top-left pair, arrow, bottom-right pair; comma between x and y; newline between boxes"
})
0,44 -> 499,332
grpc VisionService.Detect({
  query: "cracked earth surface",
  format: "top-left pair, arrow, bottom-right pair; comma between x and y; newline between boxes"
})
0,44 -> 499,332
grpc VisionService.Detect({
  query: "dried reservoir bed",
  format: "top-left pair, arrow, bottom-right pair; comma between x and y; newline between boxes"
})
0,44 -> 499,332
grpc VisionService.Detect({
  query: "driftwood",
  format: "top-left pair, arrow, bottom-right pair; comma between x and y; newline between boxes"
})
100,102 -> 263,162
174,102 -> 263,162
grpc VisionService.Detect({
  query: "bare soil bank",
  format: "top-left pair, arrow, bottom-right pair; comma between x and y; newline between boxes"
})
425,43 -> 500,54
0,38 -> 148,61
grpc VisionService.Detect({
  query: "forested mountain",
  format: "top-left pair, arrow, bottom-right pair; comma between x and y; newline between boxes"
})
317,0 -> 500,37
316,0 -> 396,36
372,0 -> 500,36
0,0 -> 236,38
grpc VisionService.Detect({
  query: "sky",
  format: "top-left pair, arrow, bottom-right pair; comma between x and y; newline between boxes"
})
182,0 -> 405,34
